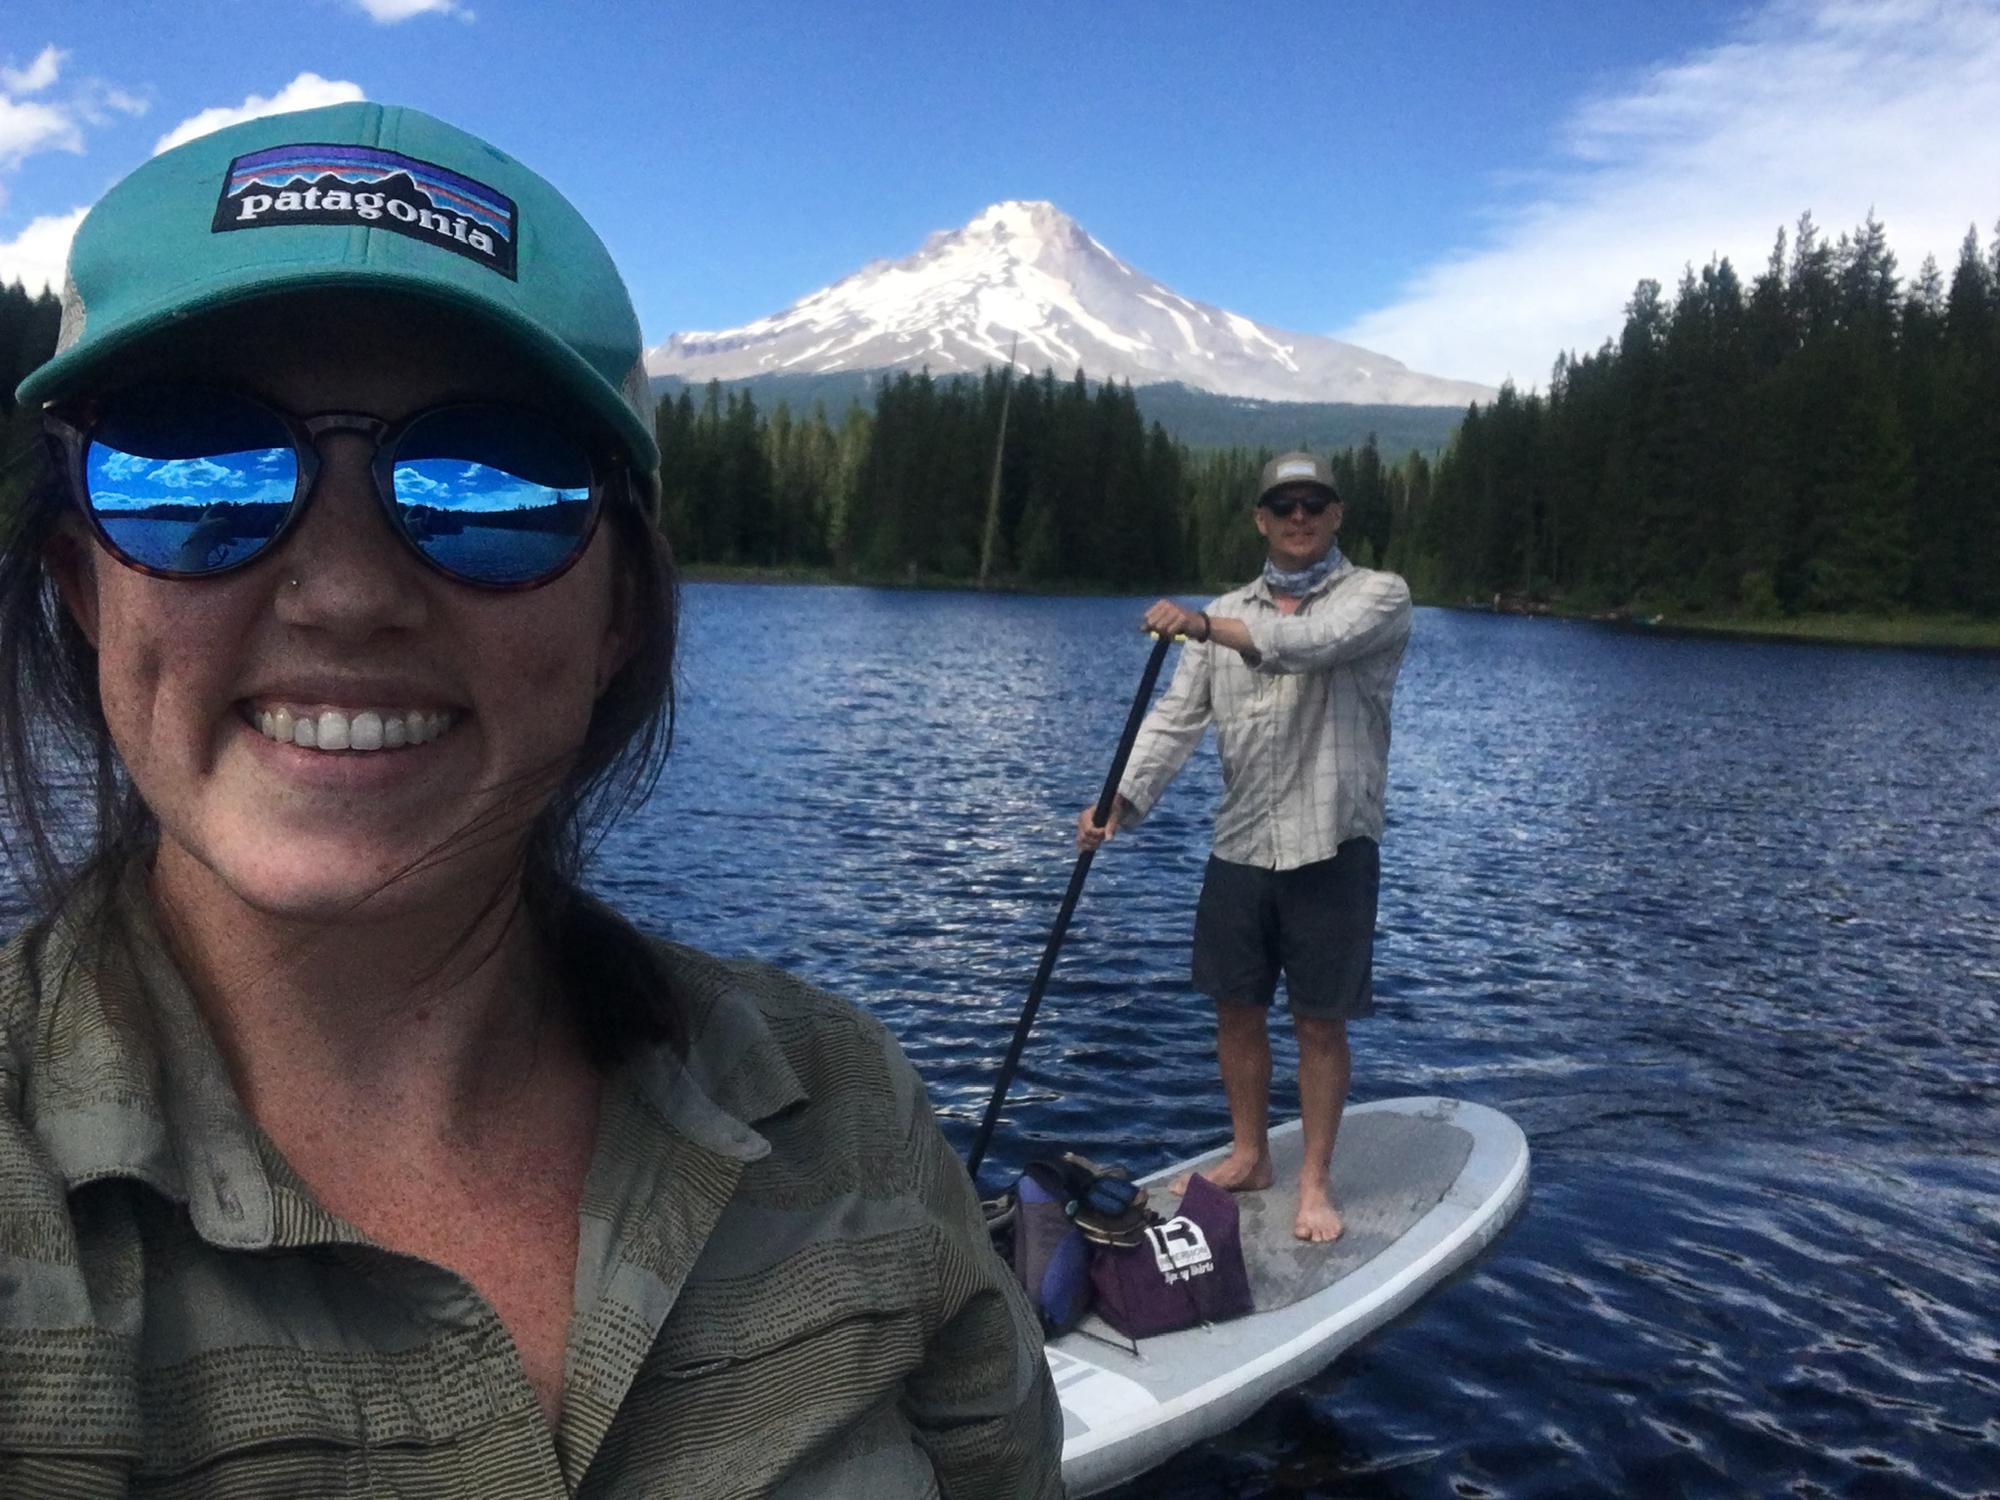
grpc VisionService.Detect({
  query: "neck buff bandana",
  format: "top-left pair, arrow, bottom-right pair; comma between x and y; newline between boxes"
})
1263,544 -> 1343,597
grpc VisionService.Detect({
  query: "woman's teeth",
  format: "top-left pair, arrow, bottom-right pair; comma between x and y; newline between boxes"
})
251,707 -> 454,753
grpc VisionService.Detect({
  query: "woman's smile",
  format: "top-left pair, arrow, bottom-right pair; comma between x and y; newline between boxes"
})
235,669 -> 463,756
246,704 -> 455,752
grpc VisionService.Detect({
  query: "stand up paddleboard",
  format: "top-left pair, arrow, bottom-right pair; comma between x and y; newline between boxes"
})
1051,1095 -> 1528,1496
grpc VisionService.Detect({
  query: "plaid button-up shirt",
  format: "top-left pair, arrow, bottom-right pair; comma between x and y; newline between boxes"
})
1118,558 -> 1412,870
0,870 -> 1061,1498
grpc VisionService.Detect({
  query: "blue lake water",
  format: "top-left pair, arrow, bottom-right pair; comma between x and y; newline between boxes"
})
608,583 -> 2000,1499
5,580 -> 1995,1496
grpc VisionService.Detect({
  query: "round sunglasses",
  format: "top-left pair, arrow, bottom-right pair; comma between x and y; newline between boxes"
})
44,386 -> 626,590
1259,492 -> 1338,519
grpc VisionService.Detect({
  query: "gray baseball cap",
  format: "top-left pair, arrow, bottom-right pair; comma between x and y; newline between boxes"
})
1256,452 -> 1340,507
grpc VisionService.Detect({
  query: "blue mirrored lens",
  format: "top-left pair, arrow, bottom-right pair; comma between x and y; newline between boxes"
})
85,392 -> 296,574
391,408 -> 594,585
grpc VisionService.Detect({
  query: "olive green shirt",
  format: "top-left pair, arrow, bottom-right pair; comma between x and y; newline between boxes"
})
0,874 -> 1062,1497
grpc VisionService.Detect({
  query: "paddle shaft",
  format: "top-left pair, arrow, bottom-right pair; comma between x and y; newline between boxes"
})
964,631 -> 1177,1181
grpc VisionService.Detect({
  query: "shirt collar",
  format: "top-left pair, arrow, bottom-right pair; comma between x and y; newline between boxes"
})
13,865 -> 805,1248
16,860 -> 276,1247
622,941 -> 809,1158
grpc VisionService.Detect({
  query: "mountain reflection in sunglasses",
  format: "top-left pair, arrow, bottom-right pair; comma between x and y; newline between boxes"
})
47,386 -> 616,590
1261,493 -> 1336,519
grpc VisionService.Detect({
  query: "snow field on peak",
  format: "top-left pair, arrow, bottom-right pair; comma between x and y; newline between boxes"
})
648,201 -> 1496,406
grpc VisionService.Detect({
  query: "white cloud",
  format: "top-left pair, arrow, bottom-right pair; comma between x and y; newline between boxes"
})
0,206 -> 87,293
393,465 -> 452,496
2,45 -> 65,96
72,81 -> 150,126
146,457 -> 250,490
0,48 -> 144,289
352,0 -> 474,21
0,94 -> 80,167
152,73 -> 366,156
0,46 -> 113,170
1334,0 -> 2000,389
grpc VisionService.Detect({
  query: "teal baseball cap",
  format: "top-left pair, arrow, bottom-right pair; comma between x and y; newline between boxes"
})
17,101 -> 659,501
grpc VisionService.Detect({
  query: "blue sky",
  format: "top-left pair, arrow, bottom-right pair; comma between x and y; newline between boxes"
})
4,1 -> 1996,387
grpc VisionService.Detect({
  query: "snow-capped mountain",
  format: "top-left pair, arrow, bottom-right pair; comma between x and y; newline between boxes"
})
646,200 -> 1493,407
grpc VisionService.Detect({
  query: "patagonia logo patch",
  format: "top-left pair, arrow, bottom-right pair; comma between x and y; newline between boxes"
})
1276,459 -> 1318,480
213,143 -> 518,278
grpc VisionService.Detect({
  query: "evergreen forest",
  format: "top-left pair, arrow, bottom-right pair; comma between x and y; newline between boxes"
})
0,283 -> 61,495
5,206 -> 1997,622
1417,212 -> 2000,618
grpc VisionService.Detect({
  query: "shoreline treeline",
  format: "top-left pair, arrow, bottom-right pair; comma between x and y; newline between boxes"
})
655,367 -> 1198,586
1412,212 -> 2000,617
0,284 -> 62,492
5,207 -> 1997,618
652,368 -> 1406,590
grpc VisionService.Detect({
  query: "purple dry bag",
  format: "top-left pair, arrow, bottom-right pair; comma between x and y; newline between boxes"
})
1089,1172 -> 1255,1339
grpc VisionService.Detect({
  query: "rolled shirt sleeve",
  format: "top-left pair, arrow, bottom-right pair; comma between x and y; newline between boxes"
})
1114,635 -> 1214,826
1245,570 -> 1412,674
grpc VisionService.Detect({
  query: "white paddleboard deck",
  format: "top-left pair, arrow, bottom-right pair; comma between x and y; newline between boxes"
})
1052,1095 -> 1529,1496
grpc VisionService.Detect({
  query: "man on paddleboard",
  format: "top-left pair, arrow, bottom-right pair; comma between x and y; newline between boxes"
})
1077,451 -> 1411,1243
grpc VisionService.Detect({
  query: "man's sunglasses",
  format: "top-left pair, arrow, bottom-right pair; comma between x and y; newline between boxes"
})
45,386 -> 625,590
1260,492 -> 1338,519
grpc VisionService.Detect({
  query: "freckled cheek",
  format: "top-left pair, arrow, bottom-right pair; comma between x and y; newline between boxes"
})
91,580 -> 243,785
465,531 -> 623,767
486,615 -> 608,754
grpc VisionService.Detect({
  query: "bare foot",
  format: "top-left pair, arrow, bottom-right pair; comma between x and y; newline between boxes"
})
1171,1148 -> 1273,1196
1293,1176 -> 1344,1243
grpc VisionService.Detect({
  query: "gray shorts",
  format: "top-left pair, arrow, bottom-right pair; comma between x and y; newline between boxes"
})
1191,839 -> 1379,1020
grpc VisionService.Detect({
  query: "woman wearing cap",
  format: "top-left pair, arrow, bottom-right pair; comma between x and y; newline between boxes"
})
0,104 -> 1059,1496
